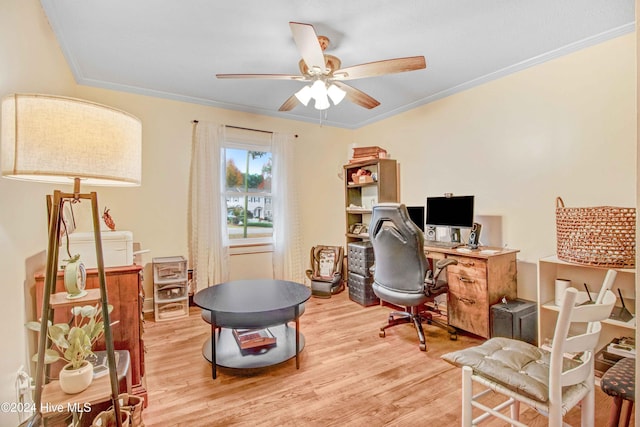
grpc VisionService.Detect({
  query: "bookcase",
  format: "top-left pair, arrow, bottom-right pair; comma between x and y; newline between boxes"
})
343,158 -> 398,305
537,255 -> 636,353
343,158 -> 398,247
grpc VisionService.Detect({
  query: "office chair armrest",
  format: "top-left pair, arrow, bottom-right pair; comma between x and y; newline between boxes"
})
435,258 -> 458,270
425,279 -> 449,297
432,258 -> 457,279
424,258 -> 458,296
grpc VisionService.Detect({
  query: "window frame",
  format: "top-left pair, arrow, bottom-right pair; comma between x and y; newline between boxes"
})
221,130 -> 274,251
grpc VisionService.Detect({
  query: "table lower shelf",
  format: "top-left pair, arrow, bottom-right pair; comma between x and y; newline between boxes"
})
202,324 -> 305,369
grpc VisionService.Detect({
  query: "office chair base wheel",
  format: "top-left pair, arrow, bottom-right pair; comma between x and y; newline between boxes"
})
449,333 -> 458,341
379,330 -> 386,338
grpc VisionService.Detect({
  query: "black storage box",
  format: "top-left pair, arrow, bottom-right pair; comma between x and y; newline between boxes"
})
490,298 -> 537,345
347,241 -> 374,277
348,271 -> 379,307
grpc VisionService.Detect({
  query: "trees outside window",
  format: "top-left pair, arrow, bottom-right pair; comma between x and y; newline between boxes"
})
223,147 -> 273,243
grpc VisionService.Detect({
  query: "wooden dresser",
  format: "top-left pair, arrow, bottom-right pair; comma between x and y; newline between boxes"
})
424,246 -> 519,338
35,264 -> 146,403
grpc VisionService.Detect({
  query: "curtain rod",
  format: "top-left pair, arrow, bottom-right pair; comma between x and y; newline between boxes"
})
192,120 -> 298,138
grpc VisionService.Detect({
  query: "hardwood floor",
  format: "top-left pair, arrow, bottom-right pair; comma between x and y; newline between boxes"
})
141,289 -> 623,426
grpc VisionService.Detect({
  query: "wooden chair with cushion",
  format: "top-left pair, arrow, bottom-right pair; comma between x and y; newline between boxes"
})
442,278 -> 616,427
305,245 -> 345,298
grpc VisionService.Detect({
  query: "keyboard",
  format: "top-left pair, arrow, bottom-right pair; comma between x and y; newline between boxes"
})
424,240 -> 462,249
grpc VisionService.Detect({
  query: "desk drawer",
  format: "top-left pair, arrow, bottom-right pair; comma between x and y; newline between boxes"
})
447,255 -> 487,279
447,256 -> 489,338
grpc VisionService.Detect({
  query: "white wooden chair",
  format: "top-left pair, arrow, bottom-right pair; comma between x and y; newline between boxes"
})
442,270 -> 617,427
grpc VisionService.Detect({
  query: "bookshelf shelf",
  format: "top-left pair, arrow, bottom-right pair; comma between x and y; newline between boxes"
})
537,255 -> 636,352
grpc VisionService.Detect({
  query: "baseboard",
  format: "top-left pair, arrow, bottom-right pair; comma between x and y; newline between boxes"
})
143,297 -> 154,313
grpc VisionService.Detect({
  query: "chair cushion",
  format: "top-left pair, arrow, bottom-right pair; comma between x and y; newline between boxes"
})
601,357 -> 635,401
442,337 -> 581,403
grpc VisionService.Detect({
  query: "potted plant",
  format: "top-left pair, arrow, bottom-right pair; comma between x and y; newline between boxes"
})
27,304 -> 113,394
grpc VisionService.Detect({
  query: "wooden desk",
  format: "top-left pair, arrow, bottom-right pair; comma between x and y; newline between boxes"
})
424,246 -> 519,338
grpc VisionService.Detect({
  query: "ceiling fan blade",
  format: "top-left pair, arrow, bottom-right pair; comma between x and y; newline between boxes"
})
333,56 -> 426,80
289,22 -> 326,72
332,81 -> 380,109
278,94 -> 299,112
216,73 -> 307,81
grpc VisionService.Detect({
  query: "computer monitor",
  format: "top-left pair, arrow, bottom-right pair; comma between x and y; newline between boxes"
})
406,206 -> 425,232
426,195 -> 474,229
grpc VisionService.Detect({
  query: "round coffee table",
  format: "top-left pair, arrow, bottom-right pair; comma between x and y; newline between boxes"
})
194,279 -> 311,379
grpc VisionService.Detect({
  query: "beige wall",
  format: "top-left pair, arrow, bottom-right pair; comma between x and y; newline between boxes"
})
1,2 -> 77,425
0,1 -> 350,423
0,1 -> 636,424
356,33 -> 637,301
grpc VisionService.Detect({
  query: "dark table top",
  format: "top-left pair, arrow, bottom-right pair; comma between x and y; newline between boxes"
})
193,279 -> 311,328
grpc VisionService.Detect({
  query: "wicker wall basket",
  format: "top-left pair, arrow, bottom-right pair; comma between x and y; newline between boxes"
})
556,197 -> 636,268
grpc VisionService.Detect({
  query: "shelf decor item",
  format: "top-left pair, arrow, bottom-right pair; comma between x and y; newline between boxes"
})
555,197 -> 636,268
26,303 -> 114,394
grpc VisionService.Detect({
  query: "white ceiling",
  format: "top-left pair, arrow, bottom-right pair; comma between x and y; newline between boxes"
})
40,0 -> 634,129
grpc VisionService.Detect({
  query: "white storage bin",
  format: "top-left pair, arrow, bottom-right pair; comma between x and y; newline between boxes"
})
59,231 -> 133,269
155,300 -> 189,321
155,284 -> 188,302
153,256 -> 187,284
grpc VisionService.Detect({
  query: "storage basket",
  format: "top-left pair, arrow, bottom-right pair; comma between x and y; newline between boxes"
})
555,197 -> 636,268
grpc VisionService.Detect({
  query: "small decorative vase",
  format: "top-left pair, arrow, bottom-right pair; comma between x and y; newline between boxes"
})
59,360 -> 93,394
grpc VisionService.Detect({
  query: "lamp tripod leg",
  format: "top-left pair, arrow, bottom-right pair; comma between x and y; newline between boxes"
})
90,192 -> 123,427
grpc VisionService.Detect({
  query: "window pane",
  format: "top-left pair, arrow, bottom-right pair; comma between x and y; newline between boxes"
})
224,148 -> 272,193
225,195 -> 273,240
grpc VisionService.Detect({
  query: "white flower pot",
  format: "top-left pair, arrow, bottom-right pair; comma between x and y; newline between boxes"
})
59,360 -> 93,394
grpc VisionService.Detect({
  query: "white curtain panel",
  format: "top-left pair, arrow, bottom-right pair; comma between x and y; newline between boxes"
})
271,132 -> 304,282
188,122 -> 229,292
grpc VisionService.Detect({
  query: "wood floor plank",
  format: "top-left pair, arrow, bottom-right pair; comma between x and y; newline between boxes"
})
141,289 -> 626,426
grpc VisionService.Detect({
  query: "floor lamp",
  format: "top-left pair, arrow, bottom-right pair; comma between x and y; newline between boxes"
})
1,94 -> 142,427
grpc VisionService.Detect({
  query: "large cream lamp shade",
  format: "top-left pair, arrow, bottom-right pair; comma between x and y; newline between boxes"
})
1,93 -> 141,186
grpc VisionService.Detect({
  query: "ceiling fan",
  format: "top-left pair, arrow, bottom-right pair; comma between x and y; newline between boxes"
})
216,22 -> 426,112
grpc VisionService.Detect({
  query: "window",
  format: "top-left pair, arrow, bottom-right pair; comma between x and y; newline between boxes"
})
222,129 -> 273,246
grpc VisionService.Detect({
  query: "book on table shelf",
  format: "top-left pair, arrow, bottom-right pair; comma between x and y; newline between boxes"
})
91,351 -> 120,379
232,328 -> 276,350
351,146 -> 387,158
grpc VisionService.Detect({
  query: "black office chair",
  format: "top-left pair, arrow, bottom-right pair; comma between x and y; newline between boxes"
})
369,203 -> 458,351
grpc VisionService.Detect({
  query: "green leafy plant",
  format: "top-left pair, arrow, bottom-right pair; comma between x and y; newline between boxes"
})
26,304 -> 113,370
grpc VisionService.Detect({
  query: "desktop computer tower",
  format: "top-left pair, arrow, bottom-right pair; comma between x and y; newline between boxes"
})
490,299 -> 537,345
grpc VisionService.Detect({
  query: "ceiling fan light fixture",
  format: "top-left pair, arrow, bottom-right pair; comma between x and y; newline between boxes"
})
314,93 -> 330,110
327,84 -> 346,105
294,85 -> 312,106
310,80 -> 327,99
